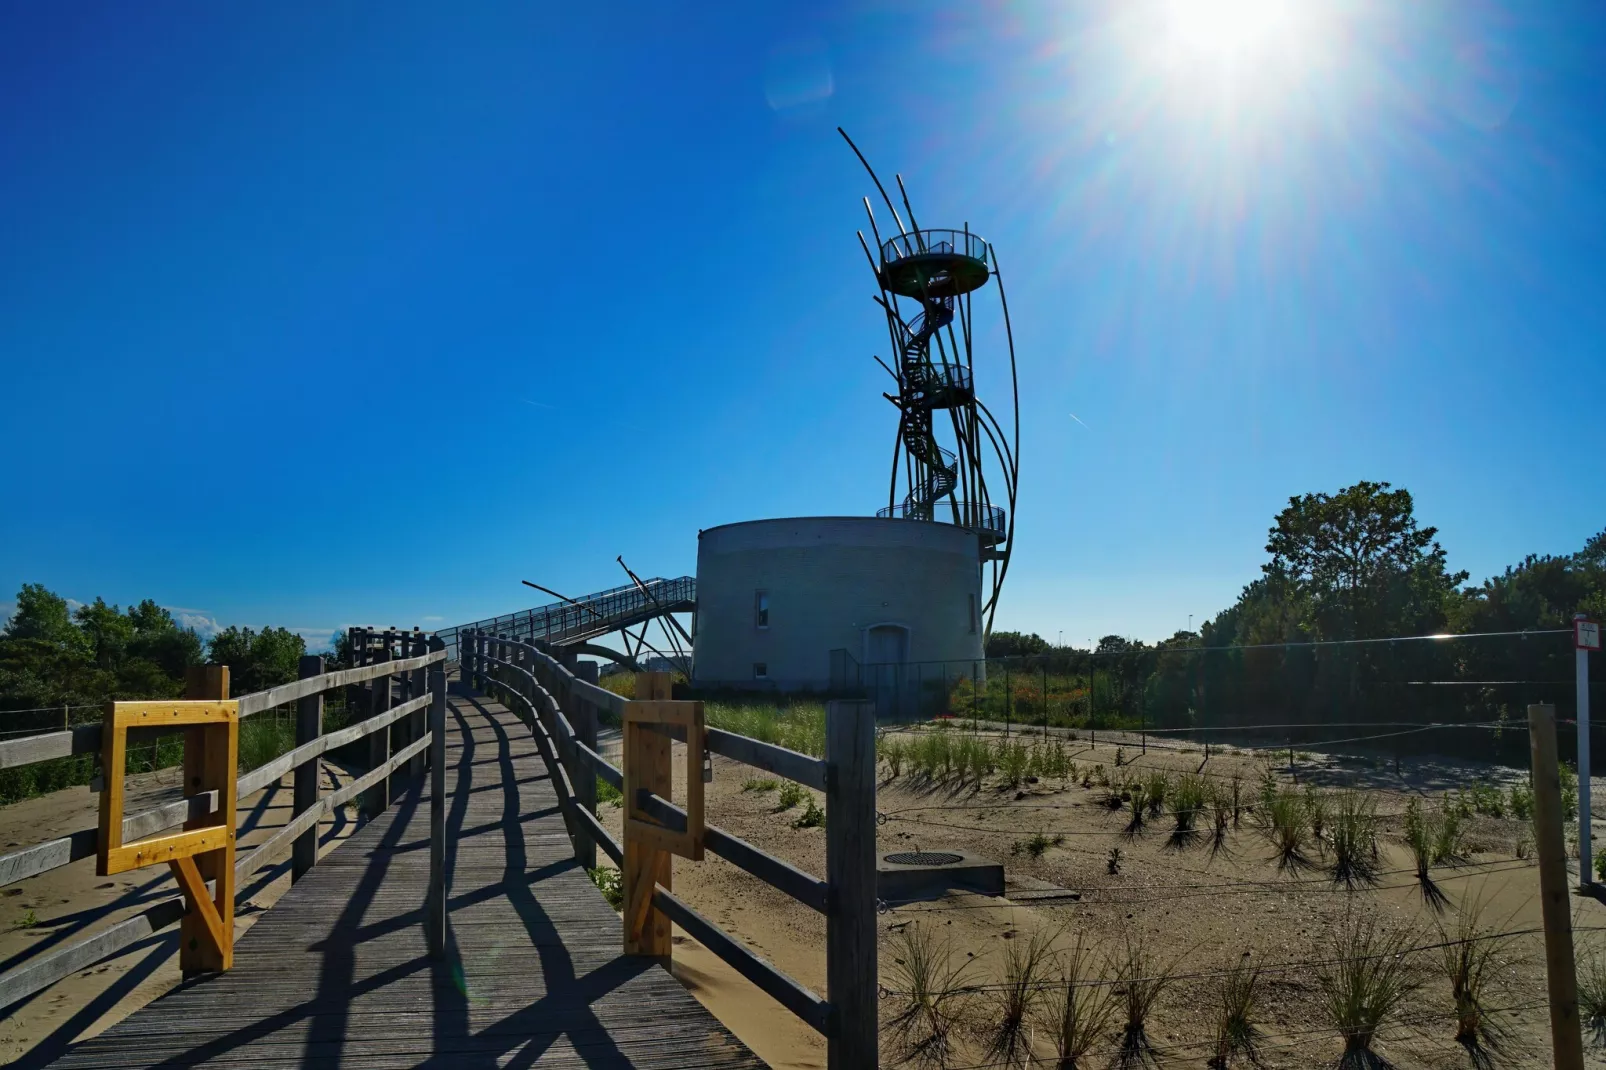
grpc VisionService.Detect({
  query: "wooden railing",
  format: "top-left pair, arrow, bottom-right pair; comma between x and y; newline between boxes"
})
461,629 -> 877,1070
0,639 -> 450,1011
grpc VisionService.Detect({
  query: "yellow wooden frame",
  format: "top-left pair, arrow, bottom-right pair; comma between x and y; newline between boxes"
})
97,697 -> 238,971
623,699 -> 705,862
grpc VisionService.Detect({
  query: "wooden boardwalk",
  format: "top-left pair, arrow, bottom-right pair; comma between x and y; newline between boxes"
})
48,684 -> 766,1069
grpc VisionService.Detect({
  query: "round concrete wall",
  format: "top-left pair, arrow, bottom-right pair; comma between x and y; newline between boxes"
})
692,516 -> 985,691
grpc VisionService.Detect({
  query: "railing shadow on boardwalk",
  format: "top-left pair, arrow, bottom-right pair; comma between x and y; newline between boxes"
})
31,684 -> 714,1069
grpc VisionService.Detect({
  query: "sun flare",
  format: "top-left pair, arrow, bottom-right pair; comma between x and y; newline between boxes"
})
1165,0 -> 1307,64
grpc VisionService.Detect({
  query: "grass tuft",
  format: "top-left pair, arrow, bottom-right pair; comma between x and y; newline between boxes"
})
1437,890 -> 1515,1058
1045,933 -> 1117,1070
1012,830 -> 1065,858
596,777 -> 623,806
1208,956 -> 1263,1069
1168,774 -> 1208,847
1113,932 -> 1176,1069
741,777 -> 779,793
1319,909 -> 1418,1069
1263,789 -> 1313,872
1328,793 -> 1380,889
1579,944 -> 1606,1046
885,922 -> 975,1067
982,927 -> 1054,1069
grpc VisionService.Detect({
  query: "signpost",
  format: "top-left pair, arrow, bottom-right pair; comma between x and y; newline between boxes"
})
1578,615 -> 1599,889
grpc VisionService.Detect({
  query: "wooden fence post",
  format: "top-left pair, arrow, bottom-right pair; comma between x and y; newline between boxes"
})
427,644 -> 448,959
569,675 -> 598,871
826,699 -> 878,1070
623,672 -> 674,958
1531,702 -> 1586,1070
181,665 -> 234,977
293,654 -> 324,882
364,647 -> 392,817
410,631 -> 428,778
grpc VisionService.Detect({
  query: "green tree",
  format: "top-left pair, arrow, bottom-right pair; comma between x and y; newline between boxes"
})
985,630 -> 1051,658
207,626 -> 306,695
1263,481 -> 1467,640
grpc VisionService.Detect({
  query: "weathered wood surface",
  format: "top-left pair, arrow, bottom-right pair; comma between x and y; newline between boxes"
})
46,682 -> 764,1069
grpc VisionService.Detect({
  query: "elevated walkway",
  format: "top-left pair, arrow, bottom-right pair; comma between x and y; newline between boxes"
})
445,578 -> 695,655
46,681 -> 761,1069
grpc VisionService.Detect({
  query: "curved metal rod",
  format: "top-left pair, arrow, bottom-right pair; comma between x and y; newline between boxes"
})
862,198 -> 884,254
838,127 -> 907,237
895,174 -> 924,248
989,243 -> 1023,510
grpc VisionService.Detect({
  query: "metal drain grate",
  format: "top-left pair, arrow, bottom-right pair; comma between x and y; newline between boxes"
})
884,851 -> 964,867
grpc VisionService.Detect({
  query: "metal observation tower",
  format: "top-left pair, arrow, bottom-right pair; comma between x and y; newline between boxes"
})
841,129 -> 1022,638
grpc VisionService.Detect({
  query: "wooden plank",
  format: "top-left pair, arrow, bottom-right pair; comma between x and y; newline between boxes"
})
104,826 -> 229,874
234,649 -> 446,717
573,802 -> 623,865
706,728 -> 827,791
364,650 -> 392,817
182,665 -> 233,976
651,885 -> 829,1035
0,895 -> 188,1011
110,701 -> 236,726
826,699 -> 878,1067
622,673 -> 673,958
573,739 -> 623,791
169,855 -> 227,965
95,701 -> 125,873
0,790 -> 216,889
0,723 -> 101,769
634,790 -> 826,913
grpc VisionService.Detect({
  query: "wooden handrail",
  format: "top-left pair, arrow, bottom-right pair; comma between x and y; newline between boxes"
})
0,649 -> 447,770
0,636 -> 450,1011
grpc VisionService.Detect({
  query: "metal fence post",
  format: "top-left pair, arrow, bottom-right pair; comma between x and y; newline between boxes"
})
427,646 -> 448,959
826,699 -> 877,1070
293,654 -> 324,881
1531,702 -> 1585,1070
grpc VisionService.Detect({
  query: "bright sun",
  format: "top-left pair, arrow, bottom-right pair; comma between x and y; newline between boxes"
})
1164,0 -> 1306,65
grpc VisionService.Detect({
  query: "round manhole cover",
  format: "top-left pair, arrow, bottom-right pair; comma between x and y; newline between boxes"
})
884,851 -> 964,867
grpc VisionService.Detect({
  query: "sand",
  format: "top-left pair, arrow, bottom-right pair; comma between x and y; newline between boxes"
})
7,724 -> 1606,1069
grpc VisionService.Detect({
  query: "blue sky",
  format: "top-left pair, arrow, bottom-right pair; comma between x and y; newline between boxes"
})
2,0 -> 1603,652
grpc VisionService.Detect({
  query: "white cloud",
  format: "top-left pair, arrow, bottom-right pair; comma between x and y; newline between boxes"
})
173,611 -> 223,639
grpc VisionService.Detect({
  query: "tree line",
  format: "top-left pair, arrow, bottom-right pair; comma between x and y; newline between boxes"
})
986,482 -> 1604,759
0,584 -> 336,731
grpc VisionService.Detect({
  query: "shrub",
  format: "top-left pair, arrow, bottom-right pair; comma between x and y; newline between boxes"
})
1209,957 -> 1263,1068
791,795 -> 825,828
1012,831 -> 1065,858
1045,933 -> 1116,1070
741,777 -> 778,793
1563,763 -> 1580,821
1507,781 -> 1534,821
1319,910 -> 1418,1067
1229,774 -> 1244,827
983,927 -> 1055,1069
1434,795 -> 1468,864
776,781 -> 807,811
1468,782 -> 1505,818
588,867 -> 623,910
1107,847 -> 1123,875
596,777 -> 624,806
1114,932 -> 1176,1068
1328,793 -> 1380,889
885,922 -> 975,1066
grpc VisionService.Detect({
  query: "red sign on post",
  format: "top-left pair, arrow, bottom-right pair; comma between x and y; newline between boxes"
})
1579,619 -> 1602,651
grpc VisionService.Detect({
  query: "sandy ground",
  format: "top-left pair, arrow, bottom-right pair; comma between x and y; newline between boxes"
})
8,722 -> 1604,1069
0,761 -> 360,1066
592,726 -> 1606,1070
